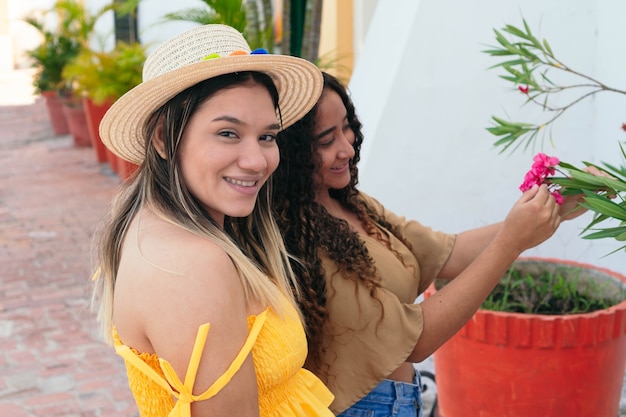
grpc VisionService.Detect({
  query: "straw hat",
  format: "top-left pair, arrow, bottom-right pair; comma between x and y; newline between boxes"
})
100,24 -> 323,164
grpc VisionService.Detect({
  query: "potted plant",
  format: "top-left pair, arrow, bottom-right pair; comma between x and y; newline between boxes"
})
57,0 -> 115,148
24,0 -> 114,145
425,258 -> 626,417
23,10 -> 81,135
424,19 -> 626,417
62,41 -> 146,176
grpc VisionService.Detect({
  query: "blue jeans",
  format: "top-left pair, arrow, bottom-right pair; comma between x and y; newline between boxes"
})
337,372 -> 423,417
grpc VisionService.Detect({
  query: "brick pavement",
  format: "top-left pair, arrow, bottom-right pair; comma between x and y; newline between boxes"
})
0,71 -> 139,416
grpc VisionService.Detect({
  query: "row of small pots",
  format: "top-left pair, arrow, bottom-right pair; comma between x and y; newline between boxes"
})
42,91 -> 138,182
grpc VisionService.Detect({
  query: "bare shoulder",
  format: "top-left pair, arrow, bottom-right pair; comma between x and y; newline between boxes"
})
113,209 -> 260,411
113,209 -> 248,353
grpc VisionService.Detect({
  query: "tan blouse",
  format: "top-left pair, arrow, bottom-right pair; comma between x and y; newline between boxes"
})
306,193 -> 455,414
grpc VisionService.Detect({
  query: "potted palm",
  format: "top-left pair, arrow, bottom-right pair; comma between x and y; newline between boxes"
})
160,0 -> 274,51
62,41 -> 146,176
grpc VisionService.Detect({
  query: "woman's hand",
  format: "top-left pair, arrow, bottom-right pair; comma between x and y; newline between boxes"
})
496,184 -> 561,255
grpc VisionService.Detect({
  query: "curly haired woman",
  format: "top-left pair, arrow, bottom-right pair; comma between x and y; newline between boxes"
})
271,72 -> 593,417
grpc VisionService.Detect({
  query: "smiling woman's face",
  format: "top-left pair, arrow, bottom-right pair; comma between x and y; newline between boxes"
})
178,83 -> 280,226
312,89 -> 356,200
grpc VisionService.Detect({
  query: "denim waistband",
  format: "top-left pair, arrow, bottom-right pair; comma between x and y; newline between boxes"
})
361,374 -> 422,404
337,373 -> 424,417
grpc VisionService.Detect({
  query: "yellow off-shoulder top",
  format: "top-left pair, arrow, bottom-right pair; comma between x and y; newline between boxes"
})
113,304 -> 334,417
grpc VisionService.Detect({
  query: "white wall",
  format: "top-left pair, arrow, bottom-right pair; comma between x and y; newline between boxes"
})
350,0 -> 626,274
352,0 -> 378,60
7,0 -> 54,68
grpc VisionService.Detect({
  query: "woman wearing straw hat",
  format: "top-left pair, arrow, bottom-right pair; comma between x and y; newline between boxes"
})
270,72 -> 599,417
91,24 -> 334,417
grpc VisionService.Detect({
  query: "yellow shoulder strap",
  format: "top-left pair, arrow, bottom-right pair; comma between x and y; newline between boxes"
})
115,308 -> 269,417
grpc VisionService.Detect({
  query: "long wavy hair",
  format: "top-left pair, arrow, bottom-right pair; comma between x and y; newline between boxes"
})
92,72 -> 299,341
272,72 -> 412,368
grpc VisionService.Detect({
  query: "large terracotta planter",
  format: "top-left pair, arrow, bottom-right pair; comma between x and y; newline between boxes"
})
425,258 -> 626,417
62,102 -> 91,147
41,91 -> 69,135
82,97 -> 112,163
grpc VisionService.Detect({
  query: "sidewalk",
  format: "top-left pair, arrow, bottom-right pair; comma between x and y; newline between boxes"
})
0,69 -> 138,417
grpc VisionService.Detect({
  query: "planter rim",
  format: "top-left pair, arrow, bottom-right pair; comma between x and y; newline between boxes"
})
490,256 -> 625,319
427,256 -> 626,320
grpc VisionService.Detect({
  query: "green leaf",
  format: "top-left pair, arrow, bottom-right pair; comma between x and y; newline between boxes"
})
542,38 -> 554,56
482,48 -> 517,57
495,72 -> 513,80
600,161 -> 626,178
549,177 -> 609,191
516,45 -> 540,62
579,192 -> 626,221
495,59 -> 530,68
581,226 -> 626,240
568,170 -> 613,186
557,161 -> 582,171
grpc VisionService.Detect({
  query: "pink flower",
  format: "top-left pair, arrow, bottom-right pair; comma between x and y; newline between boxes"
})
518,85 -> 529,94
532,153 -> 559,176
519,153 -> 562,204
519,170 -> 542,192
551,190 -> 564,205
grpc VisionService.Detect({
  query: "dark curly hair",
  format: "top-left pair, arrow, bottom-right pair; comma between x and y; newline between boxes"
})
272,72 -> 412,369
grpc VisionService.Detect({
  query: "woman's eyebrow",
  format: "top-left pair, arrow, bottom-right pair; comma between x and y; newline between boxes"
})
213,115 -> 280,130
315,126 -> 334,140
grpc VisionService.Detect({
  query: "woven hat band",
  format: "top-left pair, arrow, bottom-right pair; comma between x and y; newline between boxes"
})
143,25 -> 252,82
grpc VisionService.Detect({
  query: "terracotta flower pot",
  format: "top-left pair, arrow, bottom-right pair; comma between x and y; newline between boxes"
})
62,102 -> 92,147
82,97 -> 112,163
41,91 -> 69,135
106,149 -> 120,175
117,157 -> 140,182
424,257 -> 626,417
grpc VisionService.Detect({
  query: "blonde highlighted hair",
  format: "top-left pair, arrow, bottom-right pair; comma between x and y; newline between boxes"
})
91,72 -> 300,342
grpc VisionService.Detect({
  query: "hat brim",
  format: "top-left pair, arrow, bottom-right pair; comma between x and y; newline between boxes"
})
100,55 -> 323,164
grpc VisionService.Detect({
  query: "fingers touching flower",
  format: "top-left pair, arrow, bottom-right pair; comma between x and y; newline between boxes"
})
551,191 -> 564,205
520,170 -> 541,192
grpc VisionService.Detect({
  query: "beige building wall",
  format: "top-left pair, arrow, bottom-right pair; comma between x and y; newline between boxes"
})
319,0 -> 354,83
0,0 -> 12,70
319,0 -> 380,83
